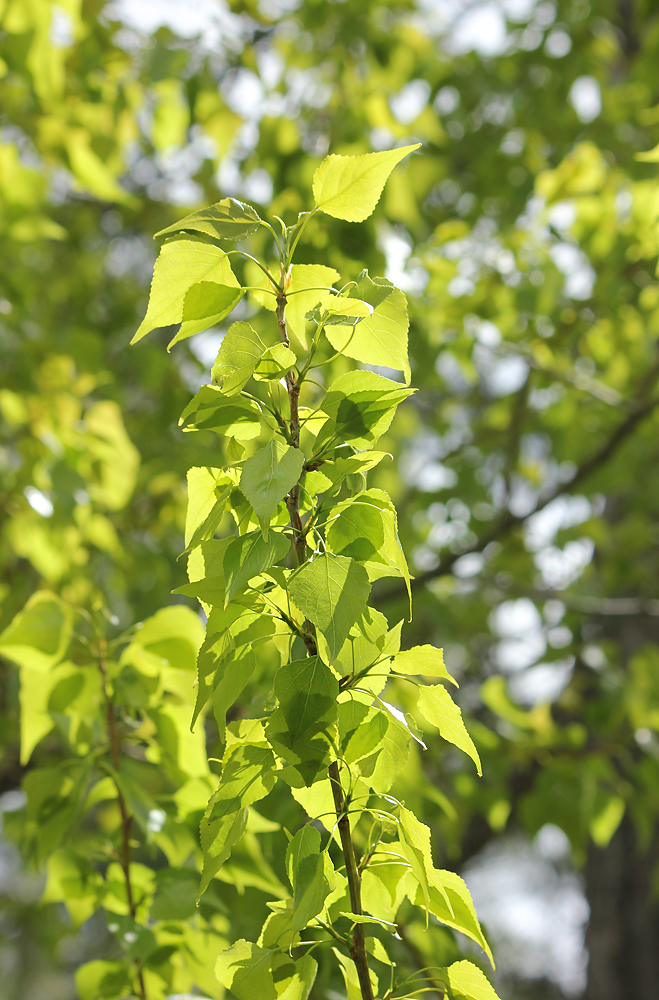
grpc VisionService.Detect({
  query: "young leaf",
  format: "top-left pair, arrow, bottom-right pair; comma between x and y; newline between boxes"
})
266,656 -> 338,785
284,264 -> 341,348
184,467 -> 233,549
155,196 -> 262,241
416,684 -> 482,775
414,871 -> 494,966
179,385 -> 262,438
0,591 -> 73,672
212,646 -> 257,739
211,321 -> 267,395
312,144 -> 421,222
326,281 -> 410,384
286,825 -> 336,939
199,742 -> 277,895
333,948 -> 379,1000
224,529 -> 291,606
240,441 -> 305,534
216,941 -> 317,1000
398,805 -> 448,919
254,343 -> 297,380
390,645 -> 456,685
131,235 -> 243,348
441,960 -> 501,1000
318,370 -> 415,451
288,554 -> 371,661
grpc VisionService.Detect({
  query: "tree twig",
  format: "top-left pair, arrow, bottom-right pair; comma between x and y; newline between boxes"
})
377,382 -> 659,603
97,634 -> 147,1000
277,290 -> 374,999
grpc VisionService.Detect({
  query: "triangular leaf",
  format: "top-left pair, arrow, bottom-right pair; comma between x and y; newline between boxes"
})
288,554 -> 371,661
224,529 -> 291,606
131,235 -> 242,347
286,825 -> 336,939
442,960 -> 501,1000
211,321 -> 267,395
240,441 -> 305,534
417,684 -> 482,775
318,370 -> 414,451
155,197 -> 262,241
390,645 -> 456,685
326,281 -> 410,384
313,144 -> 420,222
179,385 -> 262,438
284,264 -> 341,348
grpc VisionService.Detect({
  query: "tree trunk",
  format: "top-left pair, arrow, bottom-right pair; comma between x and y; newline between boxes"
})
584,816 -> 659,999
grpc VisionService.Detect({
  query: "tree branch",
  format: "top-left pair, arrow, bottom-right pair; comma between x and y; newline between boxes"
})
277,290 -> 374,998
377,386 -> 659,604
97,636 -> 147,1000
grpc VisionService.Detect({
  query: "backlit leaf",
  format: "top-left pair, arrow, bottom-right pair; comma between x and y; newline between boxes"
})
326,279 -> 410,383
288,554 -> 371,661
391,645 -> 456,685
417,684 -> 482,775
286,825 -> 336,939
224,529 -> 291,605
240,441 -> 305,534
211,321 -> 266,395
313,144 -> 421,222
155,197 -> 262,241
179,385 -> 262,438
318,370 -> 414,451
442,960 -> 501,1000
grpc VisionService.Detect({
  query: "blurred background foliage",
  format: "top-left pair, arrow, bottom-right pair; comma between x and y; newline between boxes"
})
2,0 -> 659,997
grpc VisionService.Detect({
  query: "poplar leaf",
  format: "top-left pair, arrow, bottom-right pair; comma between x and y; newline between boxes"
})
212,646 -> 257,739
285,264 -> 341,348
326,281 -> 410,384
131,236 -> 242,347
333,949 -> 379,1000
319,370 -> 415,451
0,591 -> 73,672
399,806 -> 451,919
224,529 -> 291,605
184,467 -> 232,548
313,144 -> 421,222
211,321 -> 266,394
286,825 -> 336,939
391,646 -> 456,685
254,343 -> 297,379
240,441 -> 305,534
442,960 -> 501,1000
199,742 -> 277,896
288,554 -> 371,661
216,941 -> 317,1000
179,385 -> 261,438
415,872 -> 494,966
155,197 -> 262,241
267,656 -> 338,785
417,684 -> 482,775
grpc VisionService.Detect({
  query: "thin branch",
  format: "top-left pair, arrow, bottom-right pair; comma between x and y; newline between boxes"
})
97,635 -> 147,1000
377,382 -> 659,603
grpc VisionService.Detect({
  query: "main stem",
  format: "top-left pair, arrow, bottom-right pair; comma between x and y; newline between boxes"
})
277,293 -> 374,1000
97,637 -> 147,1000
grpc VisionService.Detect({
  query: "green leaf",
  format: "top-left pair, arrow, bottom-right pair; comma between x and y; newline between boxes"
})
288,554 -> 371,661
391,645 -> 456,685
323,450 -> 391,486
286,825 -> 336,939
199,741 -> 277,896
211,321 -> 267,395
326,490 -> 411,613
266,656 -> 338,785
240,441 -> 305,534
75,960 -> 131,1000
0,591 -> 73,672
318,370 -> 415,451
131,235 -> 243,347
415,871 -> 494,966
216,941 -> 317,1000
312,144 -> 420,222
155,197 -> 262,240
179,385 -> 262,438
442,960 -> 501,1000
184,467 -> 234,549
416,683 -> 482,775
359,705 -> 409,793
398,805 -> 448,920
333,948 -> 379,1000
254,343 -> 297,380
348,269 -> 394,309
224,529 -> 291,606
212,646 -> 257,739
326,280 -> 410,384
284,264 -> 341,348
